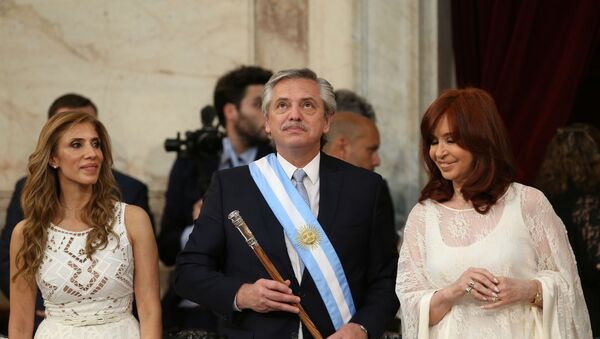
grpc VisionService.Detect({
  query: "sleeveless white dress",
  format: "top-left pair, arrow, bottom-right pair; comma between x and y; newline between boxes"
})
396,183 -> 592,338
34,202 -> 140,338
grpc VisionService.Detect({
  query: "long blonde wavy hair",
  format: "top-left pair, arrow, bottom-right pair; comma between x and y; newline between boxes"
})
14,111 -> 120,285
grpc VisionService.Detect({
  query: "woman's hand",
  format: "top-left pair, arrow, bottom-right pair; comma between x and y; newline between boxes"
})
480,277 -> 538,309
429,267 -> 499,325
449,267 -> 499,303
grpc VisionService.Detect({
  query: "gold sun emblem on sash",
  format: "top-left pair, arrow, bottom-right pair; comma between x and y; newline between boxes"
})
296,224 -> 321,249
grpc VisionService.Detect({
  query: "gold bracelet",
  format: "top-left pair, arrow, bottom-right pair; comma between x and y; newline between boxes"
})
531,281 -> 542,306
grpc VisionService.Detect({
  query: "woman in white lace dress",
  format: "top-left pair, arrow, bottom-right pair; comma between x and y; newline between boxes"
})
9,111 -> 161,338
396,88 -> 592,338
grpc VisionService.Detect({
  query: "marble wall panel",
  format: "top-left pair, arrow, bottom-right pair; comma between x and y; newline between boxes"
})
0,0 -> 449,243
254,0 -> 355,90
307,0 -> 355,89
255,0 -> 308,71
353,0 -> 444,234
0,0 -> 256,232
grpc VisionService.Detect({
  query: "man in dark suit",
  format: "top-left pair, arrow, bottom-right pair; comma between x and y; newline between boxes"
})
158,66 -> 274,332
323,91 -> 399,247
0,93 -> 153,328
175,68 -> 399,338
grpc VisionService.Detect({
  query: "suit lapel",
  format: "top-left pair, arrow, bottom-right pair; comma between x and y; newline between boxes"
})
256,142 -> 275,159
317,154 -> 342,234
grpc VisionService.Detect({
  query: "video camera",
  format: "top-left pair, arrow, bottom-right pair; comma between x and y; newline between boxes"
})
164,105 -> 224,159
164,105 -> 224,194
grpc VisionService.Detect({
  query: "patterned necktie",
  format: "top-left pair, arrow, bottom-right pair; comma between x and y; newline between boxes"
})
292,169 -> 309,205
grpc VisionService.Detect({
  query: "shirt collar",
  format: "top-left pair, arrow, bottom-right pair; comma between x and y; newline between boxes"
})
220,137 -> 258,168
277,152 -> 320,185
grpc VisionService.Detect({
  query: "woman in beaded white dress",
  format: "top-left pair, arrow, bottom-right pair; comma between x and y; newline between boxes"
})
9,111 -> 161,338
396,88 -> 592,338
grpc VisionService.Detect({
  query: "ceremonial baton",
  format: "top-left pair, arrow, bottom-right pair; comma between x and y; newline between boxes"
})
228,210 -> 323,339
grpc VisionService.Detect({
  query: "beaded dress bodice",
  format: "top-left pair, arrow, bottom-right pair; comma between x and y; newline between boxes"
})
36,202 -> 134,326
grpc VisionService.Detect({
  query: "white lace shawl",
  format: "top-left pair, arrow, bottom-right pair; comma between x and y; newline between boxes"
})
395,183 -> 592,338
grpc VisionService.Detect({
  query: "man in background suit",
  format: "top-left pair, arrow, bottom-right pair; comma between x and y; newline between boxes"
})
175,68 -> 399,338
0,93 -> 153,328
323,90 -> 398,246
159,65 -> 273,332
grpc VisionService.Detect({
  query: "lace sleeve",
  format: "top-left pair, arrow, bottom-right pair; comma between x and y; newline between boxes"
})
396,203 -> 437,338
521,186 -> 592,338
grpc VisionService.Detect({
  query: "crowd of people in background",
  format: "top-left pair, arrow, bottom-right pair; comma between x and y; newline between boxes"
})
0,66 -> 596,338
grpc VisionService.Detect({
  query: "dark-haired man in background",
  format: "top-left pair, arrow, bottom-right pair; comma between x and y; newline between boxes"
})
159,65 -> 274,332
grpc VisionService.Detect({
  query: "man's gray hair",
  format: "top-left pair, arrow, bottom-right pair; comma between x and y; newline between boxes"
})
262,68 -> 337,116
334,89 -> 376,122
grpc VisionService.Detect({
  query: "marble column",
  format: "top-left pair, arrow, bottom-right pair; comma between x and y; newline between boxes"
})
255,0 -> 308,71
354,0 -> 450,234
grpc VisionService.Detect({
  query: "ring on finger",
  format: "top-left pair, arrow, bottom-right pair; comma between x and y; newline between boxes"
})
465,286 -> 473,295
468,280 -> 475,288
491,292 -> 498,302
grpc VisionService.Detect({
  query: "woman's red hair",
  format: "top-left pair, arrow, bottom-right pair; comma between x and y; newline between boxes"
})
419,88 -> 516,213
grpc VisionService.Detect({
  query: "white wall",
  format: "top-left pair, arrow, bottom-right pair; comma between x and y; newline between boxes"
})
0,0 -> 450,235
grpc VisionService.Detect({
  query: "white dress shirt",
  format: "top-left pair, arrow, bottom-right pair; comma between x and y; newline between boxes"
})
277,152 -> 321,216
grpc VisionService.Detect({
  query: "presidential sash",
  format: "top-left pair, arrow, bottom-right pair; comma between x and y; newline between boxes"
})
248,154 -> 355,330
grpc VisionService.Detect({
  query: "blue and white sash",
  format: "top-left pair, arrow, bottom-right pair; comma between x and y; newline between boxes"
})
248,154 -> 355,330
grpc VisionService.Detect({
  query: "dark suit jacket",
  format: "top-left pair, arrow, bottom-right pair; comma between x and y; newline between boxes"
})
158,142 -> 273,266
0,169 -> 153,319
380,179 -> 399,247
175,153 -> 399,339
